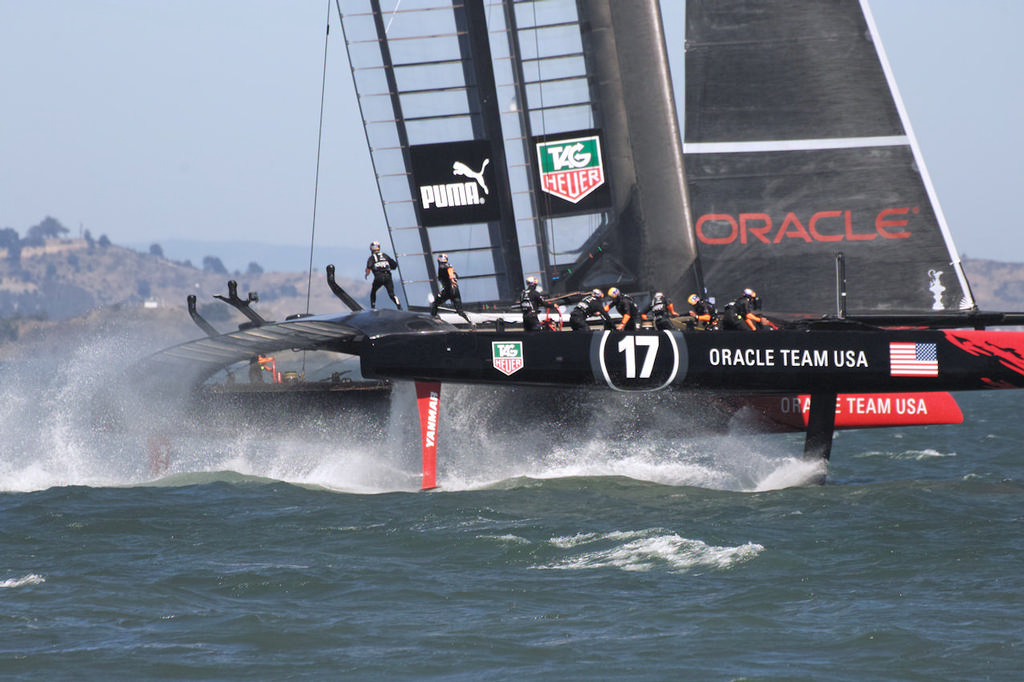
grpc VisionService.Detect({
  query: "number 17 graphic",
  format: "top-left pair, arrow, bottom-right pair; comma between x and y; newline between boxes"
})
617,335 -> 660,379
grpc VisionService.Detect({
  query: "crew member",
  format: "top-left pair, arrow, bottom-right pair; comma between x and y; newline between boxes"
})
685,292 -> 719,331
248,355 -> 277,383
605,287 -> 638,331
641,292 -> 681,330
723,288 -> 776,331
430,253 -> 472,324
569,289 -> 612,331
364,241 -> 402,310
248,356 -> 263,384
519,276 -> 549,331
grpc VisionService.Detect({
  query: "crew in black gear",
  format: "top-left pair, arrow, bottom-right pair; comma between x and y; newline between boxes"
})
684,293 -> 719,331
605,287 -> 638,331
722,288 -> 775,331
519,276 -> 549,331
430,253 -> 472,324
569,289 -> 612,331
641,292 -> 681,330
364,241 -> 401,309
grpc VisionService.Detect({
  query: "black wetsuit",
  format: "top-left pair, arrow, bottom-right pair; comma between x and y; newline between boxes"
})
723,294 -> 761,330
686,296 -> 719,331
431,263 -> 471,323
607,293 -> 639,330
520,285 -> 547,331
248,357 -> 264,384
570,294 -> 611,331
366,251 -> 401,309
641,294 -> 677,331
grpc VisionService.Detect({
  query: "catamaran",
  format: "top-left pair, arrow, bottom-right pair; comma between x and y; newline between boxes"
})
135,0 -> 1024,488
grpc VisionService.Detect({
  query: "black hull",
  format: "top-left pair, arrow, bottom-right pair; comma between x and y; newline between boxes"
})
362,326 -> 1024,394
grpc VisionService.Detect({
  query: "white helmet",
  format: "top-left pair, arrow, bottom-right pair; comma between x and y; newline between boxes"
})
591,288 -> 603,298
526,276 -> 538,287
437,253 -> 448,264
370,241 -> 380,252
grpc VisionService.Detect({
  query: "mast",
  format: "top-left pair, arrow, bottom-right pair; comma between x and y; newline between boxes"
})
577,0 -> 704,303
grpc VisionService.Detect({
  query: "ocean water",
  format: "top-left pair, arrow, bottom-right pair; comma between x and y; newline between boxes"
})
1,346 -> 1023,681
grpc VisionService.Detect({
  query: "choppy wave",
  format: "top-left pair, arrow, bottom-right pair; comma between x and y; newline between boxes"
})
0,380 -> 1021,681
538,529 -> 763,573
853,447 -> 955,461
0,574 -> 45,588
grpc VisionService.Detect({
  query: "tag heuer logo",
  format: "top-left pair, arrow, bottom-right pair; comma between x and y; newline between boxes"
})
492,341 -> 524,376
536,134 -> 605,204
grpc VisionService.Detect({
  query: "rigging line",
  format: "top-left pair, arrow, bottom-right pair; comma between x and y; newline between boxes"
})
384,0 -> 402,35
527,1 -> 557,262
306,0 -> 332,317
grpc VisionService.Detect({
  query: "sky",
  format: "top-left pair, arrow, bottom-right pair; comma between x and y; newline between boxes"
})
2,0 -> 1022,268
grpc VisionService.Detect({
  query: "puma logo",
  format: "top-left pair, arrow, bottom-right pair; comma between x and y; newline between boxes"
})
452,159 -> 490,195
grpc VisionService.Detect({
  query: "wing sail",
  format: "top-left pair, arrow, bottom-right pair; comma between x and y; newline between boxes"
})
337,0 -> 703,309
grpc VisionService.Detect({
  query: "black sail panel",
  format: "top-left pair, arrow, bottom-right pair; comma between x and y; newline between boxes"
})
683,0 -> 974,317
685,0 -> 904,143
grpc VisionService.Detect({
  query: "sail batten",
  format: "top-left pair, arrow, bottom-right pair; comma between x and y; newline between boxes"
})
686,136 -> 910,155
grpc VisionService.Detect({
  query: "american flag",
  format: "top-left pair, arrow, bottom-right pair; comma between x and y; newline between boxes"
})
889,342 -> 938,377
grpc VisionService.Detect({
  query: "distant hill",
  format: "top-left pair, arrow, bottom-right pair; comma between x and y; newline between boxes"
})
0,238 -> 371,346
125,239 -> 370,279
959,258 -> 1024,312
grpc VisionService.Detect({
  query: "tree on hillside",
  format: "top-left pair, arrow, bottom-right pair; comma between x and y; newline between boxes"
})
26,216 -> 70,244
247,262 -> 263,275
0,228 -> 21,262
149,243 -> 164,258
98,234 -> 111,248
203,256 -> 228,275
0,227 -> 19,248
